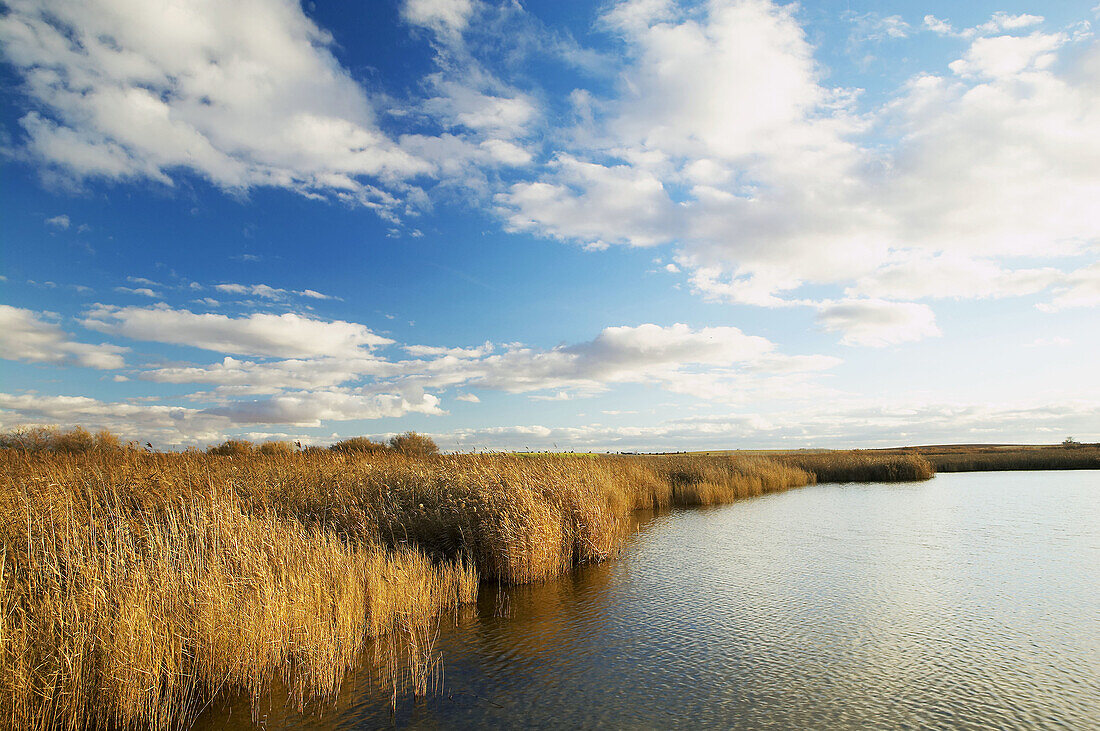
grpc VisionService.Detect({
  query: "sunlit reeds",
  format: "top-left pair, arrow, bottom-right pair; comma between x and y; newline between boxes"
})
911,444 -> 1100,472
774,450 -> 935,483
0,438 -> 934,730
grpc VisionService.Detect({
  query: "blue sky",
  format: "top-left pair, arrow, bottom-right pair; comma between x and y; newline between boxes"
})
1,0 -> 1097,450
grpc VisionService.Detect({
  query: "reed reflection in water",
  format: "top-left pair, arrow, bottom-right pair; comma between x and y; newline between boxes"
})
196,470 -> 1100,729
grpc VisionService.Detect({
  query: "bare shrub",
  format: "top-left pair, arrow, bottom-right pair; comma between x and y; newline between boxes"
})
330,436 -> 387,453
258,440 -> 295,456
388,432 -> 439,457
206,439 -> 256,456
93,429 -> 124,452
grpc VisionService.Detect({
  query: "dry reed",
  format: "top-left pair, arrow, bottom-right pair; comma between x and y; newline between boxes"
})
912,445 -> 1100,472
0,443 -> 930,730
774,450 -> 935,483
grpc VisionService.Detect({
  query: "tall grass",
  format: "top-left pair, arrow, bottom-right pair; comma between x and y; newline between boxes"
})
0,451 -> 478,730
0,443 -> 930,730
775,451 -> 935,483
913,445 -> 1100,472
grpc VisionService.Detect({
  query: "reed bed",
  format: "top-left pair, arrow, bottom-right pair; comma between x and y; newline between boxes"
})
774,451 -> 935,483
0,443 -> 931,730
911,445 -> 1100,472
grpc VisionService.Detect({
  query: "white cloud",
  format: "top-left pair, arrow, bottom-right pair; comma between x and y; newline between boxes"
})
0,305 -> 127,369
402,0 -> 475,38
391,0 -> 552,201
1037,263 -> 1100,311
45,214 -> 70,229
404,342 -> 493,358
924,12 -> 1044,39
479,139 -> 534,166
847,12 -> 910,44
202,389 -> 442,426
0,392 -> 222,446
529,391 -> 576,402
500,154 -> 680,248
1027,337 -> 1071,348
136,320 -> 839,407
422,79 -> 537,139
113,286 -> 159,297
394,322 -> 840,403
211,283 -> 337,301
82,304 -> 393,358
425,397 -> 1100,451
455,393 -> 480,402
601,0 -> 828,161
948,31 -> 1064,77
6,1 -> 1095,340
213,283 -> 284,298
0,389 -> 440,444
923,15 -> 955,36
0,0 -> 432,215
4,389 -> 1093,450
140,355 -> 396,393
492,3 -> 1100,347
850,255 -> 1062,300
497,0 -> 886,302
816,299 -> 940,348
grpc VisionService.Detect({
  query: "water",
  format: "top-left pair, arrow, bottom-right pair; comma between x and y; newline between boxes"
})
198,471 -> 1100,729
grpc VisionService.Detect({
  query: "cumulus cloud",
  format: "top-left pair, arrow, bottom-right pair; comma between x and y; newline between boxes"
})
392,0 -> 555,199
202,390 -> 442,426
847,13 -> 910,42
0,305 -> 127,369
0,313 -> 835,442
0,389 -> 431,445
140,356 -> 395,393
0,0 -> 431,215
492,2 -> 1100,345
388,322 -> 841,404
947,30 -> 1065,78
402,0 -> 475,38
436,323 -> 776,394
924,12 -> 1045,40
0,392 -> 223,446
403,342 -> 494,358
45,214 -> 70,229
0,385 -> 442,443
1037,263 -> 1100,311
126,321 -> 840,421
849,255 -> 1062,301
421,78 -> 537,140
113,286 -> 159,297
82,304 -> 393,358
213,283 -> 338,301
816,299 -> 940,348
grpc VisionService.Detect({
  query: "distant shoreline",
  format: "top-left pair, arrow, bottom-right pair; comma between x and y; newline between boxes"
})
676,444 -> 1100,473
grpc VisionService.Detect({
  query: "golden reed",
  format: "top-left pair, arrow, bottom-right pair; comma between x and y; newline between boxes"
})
0,443 -> 931,729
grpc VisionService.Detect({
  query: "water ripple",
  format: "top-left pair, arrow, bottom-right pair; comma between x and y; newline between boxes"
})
197,471 -> 1100,730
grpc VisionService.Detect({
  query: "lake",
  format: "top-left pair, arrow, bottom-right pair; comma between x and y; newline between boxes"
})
198,470 -> 1100,729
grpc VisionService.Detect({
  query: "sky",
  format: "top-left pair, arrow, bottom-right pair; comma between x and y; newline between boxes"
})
0,0 -> 1098,451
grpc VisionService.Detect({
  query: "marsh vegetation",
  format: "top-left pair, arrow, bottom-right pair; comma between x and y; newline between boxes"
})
1,428 -> 938,729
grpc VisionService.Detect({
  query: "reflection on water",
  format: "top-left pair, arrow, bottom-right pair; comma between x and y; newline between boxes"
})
196,471 -> 1100,729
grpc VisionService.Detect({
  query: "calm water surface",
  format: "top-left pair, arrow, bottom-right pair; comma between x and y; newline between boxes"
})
199,471 -> 1100,729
